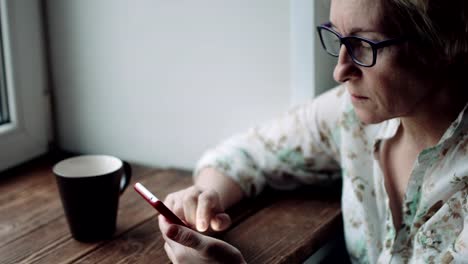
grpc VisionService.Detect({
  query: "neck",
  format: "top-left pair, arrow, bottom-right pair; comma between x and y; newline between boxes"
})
399,83 -> 467,152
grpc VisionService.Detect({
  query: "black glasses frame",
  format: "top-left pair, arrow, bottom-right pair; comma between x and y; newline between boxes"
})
316,23 -> 406,67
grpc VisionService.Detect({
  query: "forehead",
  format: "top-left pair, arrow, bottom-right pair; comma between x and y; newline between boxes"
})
330,0 -> 383,33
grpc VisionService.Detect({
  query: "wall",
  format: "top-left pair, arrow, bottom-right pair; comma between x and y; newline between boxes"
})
46,0 -> 335,169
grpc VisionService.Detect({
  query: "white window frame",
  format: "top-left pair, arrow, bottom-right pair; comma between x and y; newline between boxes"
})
0,0 -> 50,172
290,0 -> 336,105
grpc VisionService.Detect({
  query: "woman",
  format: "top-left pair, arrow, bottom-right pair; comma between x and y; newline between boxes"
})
158,0 -> 468,262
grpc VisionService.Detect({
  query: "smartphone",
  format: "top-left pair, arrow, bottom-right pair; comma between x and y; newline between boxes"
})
134,182 -> 187,227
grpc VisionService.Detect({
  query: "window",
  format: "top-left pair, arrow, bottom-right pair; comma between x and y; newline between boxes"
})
290,0 -> 336,105
0,27 -> 8,126
0,96 -> 9,126
0,0 -> 50,172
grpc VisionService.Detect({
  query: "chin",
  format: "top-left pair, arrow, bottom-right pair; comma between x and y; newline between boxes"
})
354,108 -> 388,125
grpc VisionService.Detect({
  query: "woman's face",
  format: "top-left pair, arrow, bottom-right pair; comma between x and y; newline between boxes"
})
330,0 -> 431,124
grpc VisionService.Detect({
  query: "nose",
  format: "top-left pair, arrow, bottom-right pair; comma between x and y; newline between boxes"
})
333,44 -> 361,83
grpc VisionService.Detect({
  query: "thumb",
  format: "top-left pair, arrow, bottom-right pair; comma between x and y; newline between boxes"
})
210,213 -> 232,231
166,224 -> 206,251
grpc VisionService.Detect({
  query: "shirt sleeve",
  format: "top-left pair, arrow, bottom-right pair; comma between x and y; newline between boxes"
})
194,85 -> 347,197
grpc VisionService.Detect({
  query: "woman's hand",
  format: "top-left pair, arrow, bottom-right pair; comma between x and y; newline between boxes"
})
164,185 -> 232,232
159,215 -> 246,264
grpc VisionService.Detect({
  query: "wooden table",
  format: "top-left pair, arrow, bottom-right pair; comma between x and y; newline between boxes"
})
0,154 -> 342,264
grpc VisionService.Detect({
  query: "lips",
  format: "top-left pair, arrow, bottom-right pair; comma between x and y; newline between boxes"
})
351,94 -> 369,100
350,93 -> 370,104
346,84 -> 369,102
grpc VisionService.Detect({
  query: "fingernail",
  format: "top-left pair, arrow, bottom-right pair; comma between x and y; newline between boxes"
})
197,220 -> 207,231
212,215 -> 225,230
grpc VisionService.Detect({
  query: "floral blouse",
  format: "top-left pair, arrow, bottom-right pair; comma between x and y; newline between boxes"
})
194,85 -> 468,263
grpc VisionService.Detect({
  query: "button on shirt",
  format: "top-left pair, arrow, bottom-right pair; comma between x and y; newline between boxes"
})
195,85 -> 468,263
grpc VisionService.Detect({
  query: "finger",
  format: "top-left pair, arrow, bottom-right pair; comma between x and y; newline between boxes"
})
196,190 -> 219,232
182,188 -> 201,227
165,193 -> 185,221
210,213 -> 232,231
163,195 -> 177,220
164,194 -> 176,210
159,214 -> 182,241
164,242 -> 177,264
158,214 -> 170,237
166,223 -> 206,251
171,199 -> 185,221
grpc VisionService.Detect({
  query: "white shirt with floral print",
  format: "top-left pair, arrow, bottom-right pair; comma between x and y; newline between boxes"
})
194,85 -> 468,264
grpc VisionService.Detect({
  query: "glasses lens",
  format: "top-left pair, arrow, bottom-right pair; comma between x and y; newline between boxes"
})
320,28 -> 341,56
346,38 -> 374,66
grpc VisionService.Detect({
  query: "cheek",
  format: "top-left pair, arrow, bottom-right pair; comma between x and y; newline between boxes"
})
370,69 -> 426,116
357,48 -> 429,121
358,71 -> 410,120
378,77 -> 405,107
367,72 -> 399,108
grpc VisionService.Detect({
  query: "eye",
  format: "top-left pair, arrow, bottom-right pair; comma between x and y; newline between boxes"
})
361,41 -> 372,48
348,38 -> 371,50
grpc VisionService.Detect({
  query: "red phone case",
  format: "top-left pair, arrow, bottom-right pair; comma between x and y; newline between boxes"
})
134,182 -> 187,227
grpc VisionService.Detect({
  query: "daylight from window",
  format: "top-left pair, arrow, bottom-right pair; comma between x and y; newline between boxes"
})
0,27 -> 8,126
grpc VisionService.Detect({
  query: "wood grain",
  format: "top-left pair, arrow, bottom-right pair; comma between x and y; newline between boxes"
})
0,155 -> 155,264
0,154 -> 342,264
225,193 -> 341,263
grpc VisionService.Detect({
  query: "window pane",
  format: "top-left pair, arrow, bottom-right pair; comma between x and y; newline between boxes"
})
0,23 -> 8,126
0,81 -> 8,125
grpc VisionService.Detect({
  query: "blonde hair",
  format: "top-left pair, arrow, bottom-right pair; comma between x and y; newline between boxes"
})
382,0 -> 468,69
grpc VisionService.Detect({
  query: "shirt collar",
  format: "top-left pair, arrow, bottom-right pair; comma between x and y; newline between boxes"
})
375,117 -> 401,141
372,117 -> 400,158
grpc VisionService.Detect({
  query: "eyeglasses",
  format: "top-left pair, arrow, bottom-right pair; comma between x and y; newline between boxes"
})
316,23 -> 406,67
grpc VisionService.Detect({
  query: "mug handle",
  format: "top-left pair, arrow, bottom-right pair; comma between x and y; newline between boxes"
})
119,161 -> 132,194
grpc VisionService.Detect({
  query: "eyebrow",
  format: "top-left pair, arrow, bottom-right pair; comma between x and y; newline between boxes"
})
328,21 -> 379,35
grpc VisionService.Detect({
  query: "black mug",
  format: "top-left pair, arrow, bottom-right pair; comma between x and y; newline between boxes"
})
53,155 -> 132,242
